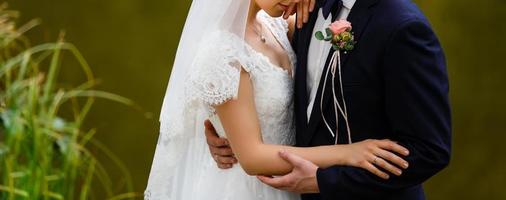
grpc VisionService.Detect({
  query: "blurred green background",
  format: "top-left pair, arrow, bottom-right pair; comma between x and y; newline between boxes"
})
7,0 -> 506,199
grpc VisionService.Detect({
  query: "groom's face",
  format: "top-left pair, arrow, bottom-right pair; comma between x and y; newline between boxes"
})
256,0 -> 294,17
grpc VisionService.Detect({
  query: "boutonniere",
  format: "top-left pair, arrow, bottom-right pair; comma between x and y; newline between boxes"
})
314,20 -> 355,145
315,20 -> 356,53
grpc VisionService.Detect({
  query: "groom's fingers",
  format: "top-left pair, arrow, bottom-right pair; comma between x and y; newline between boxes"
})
204,120 -> 222,145
215,154 -> 236,169
209,145 -> 235,163
205,119 -> 236,169
258,151 -> 309,189
257,175 -> 275,186
204,120 -> 217,134
279,151 -> 304,167
206,135 -> 229,147
204,121 -> 229,147
217,163 -> 233,169
216,155 -> 238,165
210,146 -> 234,156
257,175 -> 291,189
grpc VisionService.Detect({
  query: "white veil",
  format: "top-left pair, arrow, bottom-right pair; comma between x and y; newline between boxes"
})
145,0 -> 251,199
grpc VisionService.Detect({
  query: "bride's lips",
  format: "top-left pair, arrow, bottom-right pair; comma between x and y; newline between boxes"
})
277,3 -> 289,11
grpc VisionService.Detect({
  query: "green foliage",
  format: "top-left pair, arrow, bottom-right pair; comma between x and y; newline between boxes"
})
6,0 -> 506,199
0,4 -> 138,200
314,31 -> 324,41
315,29 -> 334,42
324,28 -> 333,41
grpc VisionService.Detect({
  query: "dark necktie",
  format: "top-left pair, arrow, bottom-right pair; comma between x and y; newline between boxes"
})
322,0 -> 343,20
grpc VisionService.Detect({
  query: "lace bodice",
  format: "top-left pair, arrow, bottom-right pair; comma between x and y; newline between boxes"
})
186,11 -> 296,145
145,11 -> 300,200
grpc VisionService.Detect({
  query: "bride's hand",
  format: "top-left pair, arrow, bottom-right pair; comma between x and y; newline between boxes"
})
283,0 -> 316,29
342,139 -> 410,179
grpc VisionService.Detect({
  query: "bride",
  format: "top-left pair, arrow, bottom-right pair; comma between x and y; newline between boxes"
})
145,0 -> 410,199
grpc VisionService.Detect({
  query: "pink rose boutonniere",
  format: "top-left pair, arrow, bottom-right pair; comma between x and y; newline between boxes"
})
315,20 -> 356,52
313,20 -> 357,145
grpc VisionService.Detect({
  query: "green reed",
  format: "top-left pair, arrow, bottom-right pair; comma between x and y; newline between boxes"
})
0,4 -> 138,200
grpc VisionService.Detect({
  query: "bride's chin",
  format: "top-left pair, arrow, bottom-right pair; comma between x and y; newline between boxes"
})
263,9 -> 284,17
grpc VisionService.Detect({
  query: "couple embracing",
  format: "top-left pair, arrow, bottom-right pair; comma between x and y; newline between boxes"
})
145,0 -> 451,199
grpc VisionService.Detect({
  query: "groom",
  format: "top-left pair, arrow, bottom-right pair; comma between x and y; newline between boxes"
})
204,0 -> 451,199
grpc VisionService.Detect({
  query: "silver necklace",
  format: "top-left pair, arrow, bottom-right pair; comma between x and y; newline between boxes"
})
249,22 -> 266,43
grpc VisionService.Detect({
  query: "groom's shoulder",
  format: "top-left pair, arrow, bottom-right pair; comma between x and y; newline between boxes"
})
374,0 -> 430,28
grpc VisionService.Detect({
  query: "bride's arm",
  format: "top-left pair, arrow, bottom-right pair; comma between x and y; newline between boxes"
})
215,69 -> 409,177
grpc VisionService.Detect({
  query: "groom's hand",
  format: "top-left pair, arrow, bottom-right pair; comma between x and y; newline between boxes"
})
257,151 -> 319,194
204,120 -> 237,169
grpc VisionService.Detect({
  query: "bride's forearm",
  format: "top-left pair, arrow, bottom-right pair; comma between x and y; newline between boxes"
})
215,71 -> 349,176
240,143 -> 347,176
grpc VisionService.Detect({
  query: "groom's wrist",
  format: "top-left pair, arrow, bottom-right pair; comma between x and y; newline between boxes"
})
316,168 -> 326,192
313,167 -> 322,193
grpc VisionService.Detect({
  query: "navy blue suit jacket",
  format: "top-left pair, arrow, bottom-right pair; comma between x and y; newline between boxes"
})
292,0 -> 452,199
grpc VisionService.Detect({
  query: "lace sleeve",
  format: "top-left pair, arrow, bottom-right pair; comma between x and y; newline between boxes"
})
185,31 -> 251,108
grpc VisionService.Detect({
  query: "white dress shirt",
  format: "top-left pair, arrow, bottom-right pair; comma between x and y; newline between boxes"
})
306,0 -> 356,122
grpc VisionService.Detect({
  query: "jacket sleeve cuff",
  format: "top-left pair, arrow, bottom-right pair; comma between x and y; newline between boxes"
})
316,166 -> 342,199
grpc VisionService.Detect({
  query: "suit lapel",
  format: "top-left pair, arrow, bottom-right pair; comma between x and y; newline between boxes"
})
303,0 -> 379,146
294,1 -> 324,145
339,0 -> 378,66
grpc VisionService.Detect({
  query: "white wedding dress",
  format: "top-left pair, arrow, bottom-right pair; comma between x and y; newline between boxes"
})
145,8 -> 299,200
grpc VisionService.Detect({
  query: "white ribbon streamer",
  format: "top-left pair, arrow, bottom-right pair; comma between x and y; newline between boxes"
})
320,50 -> 352,144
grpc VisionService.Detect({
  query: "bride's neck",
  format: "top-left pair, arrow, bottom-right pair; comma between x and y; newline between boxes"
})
247,1 -> 261,26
